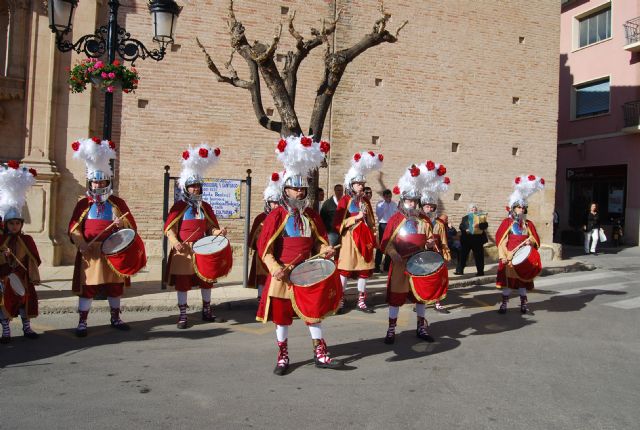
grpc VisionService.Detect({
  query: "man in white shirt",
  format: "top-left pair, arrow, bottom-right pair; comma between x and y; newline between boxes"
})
375,189 -> 397,272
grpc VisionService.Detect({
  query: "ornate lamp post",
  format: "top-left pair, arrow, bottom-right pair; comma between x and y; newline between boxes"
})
47,0 -> 182,141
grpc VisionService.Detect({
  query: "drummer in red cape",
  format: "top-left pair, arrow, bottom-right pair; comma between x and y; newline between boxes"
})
333,151 -> 383,313
380,163 -> 448,344
248,172 -> 283,300
0,161 -> 42,343
420,160 -> 452,314
68,138 -> 144,337
495,174 -> 545,315
164,144 -> 229,329
257,135 -> 343,376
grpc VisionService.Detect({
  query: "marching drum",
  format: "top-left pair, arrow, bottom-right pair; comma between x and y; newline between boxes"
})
511,245 -> 542,281
7,273 -> 26,297
289,259 -> 343,322
102,228 -> 147,277
192,235 -> 233,282
405,250 -> 448,303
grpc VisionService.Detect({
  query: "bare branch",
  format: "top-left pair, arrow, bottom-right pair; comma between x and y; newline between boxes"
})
262,23 -> 283,62
287,10 -> 304,48
195,37 -> 251,89
395,20 -> 409,38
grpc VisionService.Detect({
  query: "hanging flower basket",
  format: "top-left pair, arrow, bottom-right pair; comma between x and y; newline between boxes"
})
68,58 -> 140,94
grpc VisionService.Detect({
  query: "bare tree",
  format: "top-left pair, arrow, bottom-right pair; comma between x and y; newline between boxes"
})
196,0 -> 407,141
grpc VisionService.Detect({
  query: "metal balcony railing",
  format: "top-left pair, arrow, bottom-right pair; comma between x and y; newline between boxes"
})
624,17 -> 640,45
623,100 -> 640,128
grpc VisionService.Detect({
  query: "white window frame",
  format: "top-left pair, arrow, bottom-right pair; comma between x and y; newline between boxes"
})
572,1 -> 613,51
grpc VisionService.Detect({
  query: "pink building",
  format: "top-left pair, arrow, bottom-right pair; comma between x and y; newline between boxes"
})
557,0 -> 640,246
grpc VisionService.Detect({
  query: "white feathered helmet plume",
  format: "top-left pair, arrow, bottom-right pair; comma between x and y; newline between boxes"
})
508,174 -> 545,209
419,160 -> 451,206
178,143 -> 221,190
275,135 -> 330,189
264,171 -> 285,202
344,151 -> 384,191
393,164 -> 426,201
0,160 -> 37,222
71,137 -> 116,181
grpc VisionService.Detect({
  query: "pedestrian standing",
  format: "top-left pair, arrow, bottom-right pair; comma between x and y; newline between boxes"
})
583,202 -> 600,255
320,184 -> 344,247
455,204 -> 488,276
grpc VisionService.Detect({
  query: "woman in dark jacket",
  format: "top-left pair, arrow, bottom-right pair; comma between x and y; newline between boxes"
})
583,202 -> 600,255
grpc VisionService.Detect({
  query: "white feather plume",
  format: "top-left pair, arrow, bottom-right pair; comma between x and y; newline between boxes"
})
263,171 -> 285,202
343,151 -> 384,188
72,138 -> 116,179
275,135 -> 329,183
508,174 -> 545,208
419,161 -> 450,204
178,143 -> 221,189
395,164 -> 426,199
0,162 -> 36,220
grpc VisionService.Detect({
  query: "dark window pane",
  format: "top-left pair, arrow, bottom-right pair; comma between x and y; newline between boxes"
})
580,19 -> 589,47
576,79 -> 610,118
597,9 -> 609,40
588,14 -> 598,44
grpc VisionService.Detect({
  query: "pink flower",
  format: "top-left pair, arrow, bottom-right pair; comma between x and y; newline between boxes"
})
113,60 -> 121,66
88,67 -> 94,72
106,86 -> 114,93
94,61 -> 104,69
101,72 -> 108,78
108,72 -> 116,79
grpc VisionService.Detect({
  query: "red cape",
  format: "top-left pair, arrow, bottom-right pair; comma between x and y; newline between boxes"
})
495,218 -> 540,249
257,206 -> 328,261
249,212 -> 268,251
68,196 -> 136,236
333,195 -> 375,234
1,233 -> 41,267
163,200 -> 219,234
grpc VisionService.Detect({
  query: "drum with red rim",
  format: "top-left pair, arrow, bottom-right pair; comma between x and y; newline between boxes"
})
102,228 -> 147,277
289,259 -> 343,323
192,235 -> 233,282
405,250 -> 448,303
511,245 -> 542,281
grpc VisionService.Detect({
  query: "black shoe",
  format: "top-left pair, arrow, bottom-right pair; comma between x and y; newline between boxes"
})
111,319 -> 131,331
315,357 -> 343,369
416,330 -> 435,343
384,333 -> 395,344
75,328 -> 87,338
273,363 -> 289,376
374,267 -> 381,273
176,320 -> 188,329
202,311 -> 227,323
454,271 -> 463,275
476,272 -> 485,276
498,307 -> 507,315
23,331 -> 39,339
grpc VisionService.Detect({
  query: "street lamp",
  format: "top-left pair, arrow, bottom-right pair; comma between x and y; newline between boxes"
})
47,0 -> 182,140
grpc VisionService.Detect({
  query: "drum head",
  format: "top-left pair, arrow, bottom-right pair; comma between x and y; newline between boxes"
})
512,245 -> 532,266
8,273 -> 25,296
406,251 -> 444,276
193,236 -> 230,255
102,229 -> 136,255
290,259 -> 336,287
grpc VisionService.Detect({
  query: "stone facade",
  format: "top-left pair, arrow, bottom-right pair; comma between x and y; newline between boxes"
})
1,0 -> 561,265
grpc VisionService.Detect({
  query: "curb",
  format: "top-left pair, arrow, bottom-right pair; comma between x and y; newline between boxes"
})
37,261 -> 596,315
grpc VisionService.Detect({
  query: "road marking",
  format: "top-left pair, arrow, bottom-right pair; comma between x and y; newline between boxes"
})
603,296 -> 640,310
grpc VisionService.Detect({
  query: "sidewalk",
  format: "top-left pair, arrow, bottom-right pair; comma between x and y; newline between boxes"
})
34,251 -> 600,314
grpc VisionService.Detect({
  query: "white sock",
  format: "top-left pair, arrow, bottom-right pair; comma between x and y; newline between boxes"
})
201,288 -> 212,303
107,296 -> 120,308
415,303 -> 426,318
340,275 -> 347,292
502,287 -> 512,297
276,325 -> 289,342
177,291 -> 188,305
78,297 -> 93,312
389,306 -> 400,319
518,287 -> 527,297
357,278 -> 366,293
308,323 -> 323,340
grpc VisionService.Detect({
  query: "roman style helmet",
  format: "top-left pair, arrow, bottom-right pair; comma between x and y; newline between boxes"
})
71,137 -> 117,200
343,151 -> 384,193
178,143 -> 221,202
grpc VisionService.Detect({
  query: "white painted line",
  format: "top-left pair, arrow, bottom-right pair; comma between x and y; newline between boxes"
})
604,296 -> 640,310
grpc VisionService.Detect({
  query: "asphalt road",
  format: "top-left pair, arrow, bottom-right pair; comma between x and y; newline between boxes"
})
1,252 -> 639,430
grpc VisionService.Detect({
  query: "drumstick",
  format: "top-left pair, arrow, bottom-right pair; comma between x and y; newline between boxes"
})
307,244 -> 341,261
180,227 -> 201,245
3,248 -> 54,289
86,211 -> 130,247
507,239 -> 531,262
